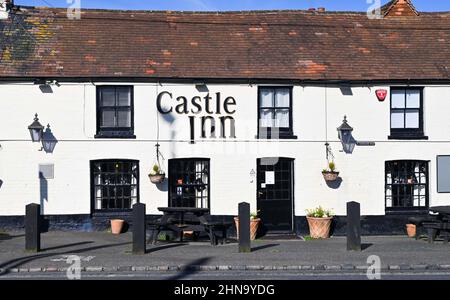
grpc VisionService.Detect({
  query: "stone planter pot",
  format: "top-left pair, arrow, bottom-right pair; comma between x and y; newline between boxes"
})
306,216 -> 333,239
149,173 -> 165,184
110,219 -> 124,235
234,217 -> 261,241
406,224 -> 416,238
322,171 -> 339,182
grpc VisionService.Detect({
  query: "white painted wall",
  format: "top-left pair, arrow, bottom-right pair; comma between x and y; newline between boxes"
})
1,82 -> 450,217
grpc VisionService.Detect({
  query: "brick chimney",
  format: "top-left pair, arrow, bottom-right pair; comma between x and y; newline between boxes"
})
0,0 -> 13,20
384,0 -> 419,17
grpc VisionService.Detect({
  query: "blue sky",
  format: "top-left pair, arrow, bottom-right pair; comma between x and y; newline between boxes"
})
15,0 -> 450,12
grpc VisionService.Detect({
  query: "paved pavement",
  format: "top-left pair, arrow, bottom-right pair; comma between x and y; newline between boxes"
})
1,231 -> 450,279
2,271 -> 450,280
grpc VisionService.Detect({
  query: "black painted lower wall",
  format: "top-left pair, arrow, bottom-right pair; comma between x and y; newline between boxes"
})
0,213 -> 426,237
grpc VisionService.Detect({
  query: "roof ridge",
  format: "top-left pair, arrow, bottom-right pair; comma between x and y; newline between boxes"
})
383,0 -> 419,17
16,6 -> 368,14
11,4 -> 450,16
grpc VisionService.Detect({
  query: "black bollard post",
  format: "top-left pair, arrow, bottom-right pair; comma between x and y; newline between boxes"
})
132,203 -> 146,255
25,203 -> 41,252
238,202 -> 251,253
347,201 -> 361,251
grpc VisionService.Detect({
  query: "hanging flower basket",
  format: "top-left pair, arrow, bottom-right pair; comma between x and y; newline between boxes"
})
322,161 -> 339,182
149,163 -> 165,184
149,173 -> 165,184
322,171 -> 340,182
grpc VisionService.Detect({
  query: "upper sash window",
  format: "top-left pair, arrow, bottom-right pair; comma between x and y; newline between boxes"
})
96,86 -> 135,138
389,88 -> 426,140
258,87 -> 295,139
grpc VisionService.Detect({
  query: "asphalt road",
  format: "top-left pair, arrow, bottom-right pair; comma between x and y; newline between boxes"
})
2,271 -> 450,280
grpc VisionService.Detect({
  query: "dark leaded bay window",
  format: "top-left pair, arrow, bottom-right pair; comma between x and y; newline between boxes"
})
389,88 -> 426,140
385,160 -> 429,213
91,160 -> 139,212
96,86 -> 135,138
168,159 -> 210,209
258,87 -> 295,139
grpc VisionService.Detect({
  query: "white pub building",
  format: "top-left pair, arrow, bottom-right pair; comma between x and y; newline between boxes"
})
0,0 -> 450,235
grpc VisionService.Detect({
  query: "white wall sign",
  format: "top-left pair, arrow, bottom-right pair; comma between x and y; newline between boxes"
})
265,171 -> 275,185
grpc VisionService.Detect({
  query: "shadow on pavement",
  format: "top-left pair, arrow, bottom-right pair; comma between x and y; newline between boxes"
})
251,243 -> 279,252
166,257 -> 212,280
361,243 -> 373,251
0,241 -> 131,276
0,233 -> 25,241
146,243 -> 187,254
43,241 -> 94,252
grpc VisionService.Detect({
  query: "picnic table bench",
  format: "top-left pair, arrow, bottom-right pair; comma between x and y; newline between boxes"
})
410,206 -> 450,243
147,207 -> 233,246
424,206 -> 450,244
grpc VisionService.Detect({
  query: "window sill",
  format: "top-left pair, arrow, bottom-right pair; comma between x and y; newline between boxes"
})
385,208 -> 429,215
257,135 -> 298,140
95,133 -> 136,139
92,210 -> 133,218
388,135 -> 428,140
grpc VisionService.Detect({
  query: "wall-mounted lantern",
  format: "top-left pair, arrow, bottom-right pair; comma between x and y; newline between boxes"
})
28,114 -> 57,153
337,116 -> 375,154
28,113 -> 44,142
337,116 -> 356,154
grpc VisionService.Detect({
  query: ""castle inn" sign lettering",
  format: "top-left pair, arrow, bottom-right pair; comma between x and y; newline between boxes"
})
157,91 -> 237,141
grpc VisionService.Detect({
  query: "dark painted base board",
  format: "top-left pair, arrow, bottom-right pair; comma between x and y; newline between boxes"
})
0,214 -> 425,236
295,214 -> 427,236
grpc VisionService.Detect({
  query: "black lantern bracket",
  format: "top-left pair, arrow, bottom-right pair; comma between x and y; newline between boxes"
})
337,116 -> 375,154
28,114 -> 57,153
154,143 -> 165,172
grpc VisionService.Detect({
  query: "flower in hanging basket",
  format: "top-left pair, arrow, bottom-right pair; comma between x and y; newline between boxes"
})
322,161 -> 339,182
149,164 -> 166,184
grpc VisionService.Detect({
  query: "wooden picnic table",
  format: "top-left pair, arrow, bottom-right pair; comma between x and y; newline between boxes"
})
424,206 -> 450,243
157,207 -> 210,225
429,206 -> 450,218
147,207 -> 231,246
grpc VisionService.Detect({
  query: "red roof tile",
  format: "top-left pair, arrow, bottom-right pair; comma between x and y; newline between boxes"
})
0,6 -> 449,81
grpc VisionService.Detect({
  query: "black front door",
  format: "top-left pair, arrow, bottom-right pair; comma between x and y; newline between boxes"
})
257,158 -> 294,232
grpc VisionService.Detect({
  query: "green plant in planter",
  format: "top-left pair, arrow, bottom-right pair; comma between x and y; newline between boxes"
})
323,161 -> 337,173
328,162 -> 336,172
250,210 -> 261,220
149,164 -> 165,176
306,206 -> 334,218
148,164 -> 166,184
322,161 -> 339,181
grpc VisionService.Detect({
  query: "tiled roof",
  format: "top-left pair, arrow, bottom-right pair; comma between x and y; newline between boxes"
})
0,5 -> 449,81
